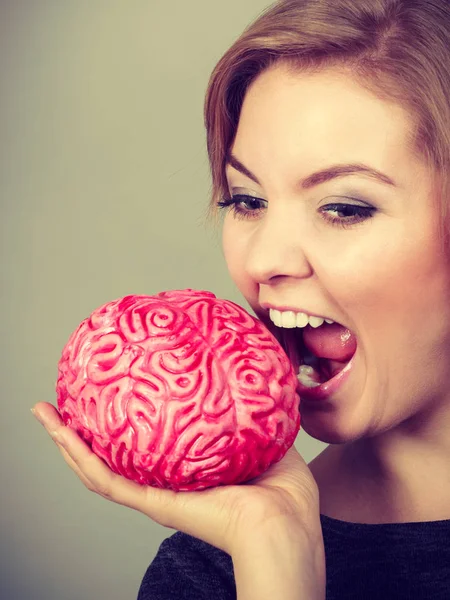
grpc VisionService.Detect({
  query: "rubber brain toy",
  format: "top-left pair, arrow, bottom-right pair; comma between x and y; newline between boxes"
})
56,289 -> 300,491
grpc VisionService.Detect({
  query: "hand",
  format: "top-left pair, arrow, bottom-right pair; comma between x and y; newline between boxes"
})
32,401 -> 322,556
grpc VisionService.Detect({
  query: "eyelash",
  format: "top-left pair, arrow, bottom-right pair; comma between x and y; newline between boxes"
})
216,194 -> 376,229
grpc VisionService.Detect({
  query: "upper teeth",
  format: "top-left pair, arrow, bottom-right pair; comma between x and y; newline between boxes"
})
269,309 -> 334,329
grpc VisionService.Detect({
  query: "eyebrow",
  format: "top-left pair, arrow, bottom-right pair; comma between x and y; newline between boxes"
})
226,153 -> 397,189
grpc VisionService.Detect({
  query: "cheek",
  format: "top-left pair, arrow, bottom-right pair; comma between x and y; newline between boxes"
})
318,230 -> 446,324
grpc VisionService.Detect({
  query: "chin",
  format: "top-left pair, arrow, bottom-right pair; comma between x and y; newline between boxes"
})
299,397 -> 372,445
300,416 -> 350,444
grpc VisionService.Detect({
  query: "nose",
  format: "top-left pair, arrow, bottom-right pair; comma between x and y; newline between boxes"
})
244,210 -> 313,284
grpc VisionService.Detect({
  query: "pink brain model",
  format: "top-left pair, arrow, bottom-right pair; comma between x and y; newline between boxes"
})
56,289 -> 301,491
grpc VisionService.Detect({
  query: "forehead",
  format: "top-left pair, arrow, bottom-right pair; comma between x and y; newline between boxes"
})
231,65 -> 417,182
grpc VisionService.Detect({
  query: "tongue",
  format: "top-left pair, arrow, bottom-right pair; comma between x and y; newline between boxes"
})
303,323 -> 356,362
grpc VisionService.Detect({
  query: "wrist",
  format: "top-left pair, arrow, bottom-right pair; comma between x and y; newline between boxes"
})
233,512 -> 323,552
232,518 -> 326,600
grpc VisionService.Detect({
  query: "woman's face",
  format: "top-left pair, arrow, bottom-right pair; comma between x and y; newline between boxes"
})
221,64 -> 450,443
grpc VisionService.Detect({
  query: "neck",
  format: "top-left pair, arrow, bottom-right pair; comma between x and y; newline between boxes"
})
310,406 -> 450,524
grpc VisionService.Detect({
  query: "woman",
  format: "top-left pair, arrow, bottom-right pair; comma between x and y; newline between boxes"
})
32,0 -> 450,598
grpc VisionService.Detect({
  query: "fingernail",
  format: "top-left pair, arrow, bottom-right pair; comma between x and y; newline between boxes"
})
31,407 -> 43,424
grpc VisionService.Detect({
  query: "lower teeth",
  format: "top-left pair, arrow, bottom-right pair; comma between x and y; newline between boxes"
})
297,365 -> 321,388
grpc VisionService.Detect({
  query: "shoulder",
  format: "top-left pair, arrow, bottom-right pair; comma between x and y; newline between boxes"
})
137,531 -> 236,600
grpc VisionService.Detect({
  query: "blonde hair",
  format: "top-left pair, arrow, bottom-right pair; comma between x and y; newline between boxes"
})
203,0 -> 450,247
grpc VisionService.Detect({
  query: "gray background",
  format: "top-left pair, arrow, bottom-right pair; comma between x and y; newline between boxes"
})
1,2 -> 327,598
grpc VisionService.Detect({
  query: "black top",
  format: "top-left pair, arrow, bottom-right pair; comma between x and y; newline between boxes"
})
137,514 -> 450,599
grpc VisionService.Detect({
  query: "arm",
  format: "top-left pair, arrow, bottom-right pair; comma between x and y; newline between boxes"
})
232,518 -> 326,600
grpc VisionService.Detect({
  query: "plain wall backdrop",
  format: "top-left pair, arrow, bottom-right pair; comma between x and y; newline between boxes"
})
1,2 -> 328,599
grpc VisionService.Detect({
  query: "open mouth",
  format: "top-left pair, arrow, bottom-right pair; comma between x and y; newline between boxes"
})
276,322 -> 357,389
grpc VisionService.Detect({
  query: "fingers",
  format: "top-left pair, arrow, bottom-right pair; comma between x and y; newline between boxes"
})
32,401 -> 64,430
32,404 -> 155,514
56,426 -> 148,507
57,443 -> 95,490
32,403 -> 234,552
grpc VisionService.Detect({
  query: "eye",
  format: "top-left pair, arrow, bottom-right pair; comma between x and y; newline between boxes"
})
216,195 -> 266,220
320,202 -> 376,228
216,196 -> 377,227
